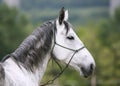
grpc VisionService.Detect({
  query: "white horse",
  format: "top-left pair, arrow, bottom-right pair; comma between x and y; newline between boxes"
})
0,7 -> 95,86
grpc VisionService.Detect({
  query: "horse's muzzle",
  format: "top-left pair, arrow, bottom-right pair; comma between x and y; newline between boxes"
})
81,63 -> 95,78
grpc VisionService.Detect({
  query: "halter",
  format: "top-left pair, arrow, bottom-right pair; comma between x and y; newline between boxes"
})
40,21 -> 85,86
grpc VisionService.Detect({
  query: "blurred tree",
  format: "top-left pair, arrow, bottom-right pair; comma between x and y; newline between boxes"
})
20,0 -> 109,10
0,4 -> 31,59
98,7 -> 120,86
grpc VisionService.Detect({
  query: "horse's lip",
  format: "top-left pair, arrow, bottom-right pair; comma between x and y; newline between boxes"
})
80,67 -> 93,78
83,73 -> 90,78
84,75 -> 89,78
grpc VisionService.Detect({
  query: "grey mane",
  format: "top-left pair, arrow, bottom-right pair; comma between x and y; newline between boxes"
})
11,20 -> 54,71
1,20 -> 70,72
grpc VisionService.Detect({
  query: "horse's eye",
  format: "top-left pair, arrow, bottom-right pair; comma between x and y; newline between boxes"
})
67,36 -> 74,40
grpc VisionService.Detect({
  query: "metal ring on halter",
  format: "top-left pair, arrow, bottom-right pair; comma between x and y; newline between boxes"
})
41,21 -> 85,86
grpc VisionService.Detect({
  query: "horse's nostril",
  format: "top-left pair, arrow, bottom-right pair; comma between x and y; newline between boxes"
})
89,63 -> 95,75
81,67 -> 84,71
90,63 -> 94,71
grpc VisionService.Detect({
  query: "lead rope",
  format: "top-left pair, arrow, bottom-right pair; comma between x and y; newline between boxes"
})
40,21 -> 85,86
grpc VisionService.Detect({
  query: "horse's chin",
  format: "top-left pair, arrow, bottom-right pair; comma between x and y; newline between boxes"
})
80,72 -> 88,78
72,66 -> 88,78
79,70 -> 86,78
79,70 -> 92,78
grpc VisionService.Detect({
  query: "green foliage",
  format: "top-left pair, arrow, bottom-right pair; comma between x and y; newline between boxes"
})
98,8 -> 120,86
98,7 -> 120,51
0,4 -> 31,59
115,7 -> 120,22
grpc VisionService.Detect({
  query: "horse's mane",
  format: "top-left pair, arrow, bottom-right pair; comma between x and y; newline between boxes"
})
11,20 -> 54,71
2,20 -> 70,72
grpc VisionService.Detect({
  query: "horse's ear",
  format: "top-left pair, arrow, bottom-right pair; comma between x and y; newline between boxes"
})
59,7 -> 65,25
64,10 -> 68,21
58,7 -> 69,25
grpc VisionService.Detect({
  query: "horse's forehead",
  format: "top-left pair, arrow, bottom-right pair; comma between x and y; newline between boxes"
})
55,20 -> 74,35
63,21 -> 73,34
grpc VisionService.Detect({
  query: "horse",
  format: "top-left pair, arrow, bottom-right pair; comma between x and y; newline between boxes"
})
0,7 -> 95,86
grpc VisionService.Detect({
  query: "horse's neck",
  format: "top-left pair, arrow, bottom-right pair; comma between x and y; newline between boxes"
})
3,54 -> 50,86
37,53 -> 51,83
3,21 -> 54,85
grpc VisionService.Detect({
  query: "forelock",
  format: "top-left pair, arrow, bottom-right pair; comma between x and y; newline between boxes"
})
63,21 -> 70,34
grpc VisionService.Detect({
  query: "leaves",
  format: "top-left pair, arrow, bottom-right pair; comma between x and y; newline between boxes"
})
0,4 -> 31,59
